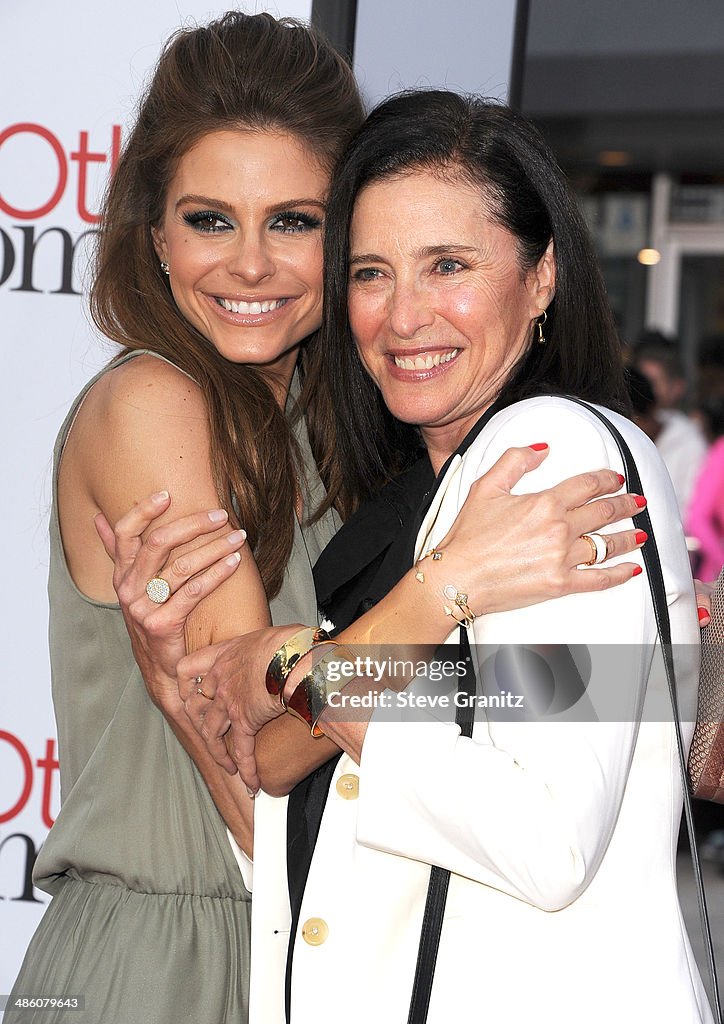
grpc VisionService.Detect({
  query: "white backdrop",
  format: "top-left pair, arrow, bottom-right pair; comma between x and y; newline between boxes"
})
0,0 -> 313,999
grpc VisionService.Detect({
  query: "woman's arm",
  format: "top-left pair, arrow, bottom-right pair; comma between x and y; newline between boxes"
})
178,443 -> 646,792
60,353 -> 267,854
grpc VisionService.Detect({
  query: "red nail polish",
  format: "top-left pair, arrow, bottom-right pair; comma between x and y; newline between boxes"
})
616,473 -> 625,486
634,530 -> 648,545
634,495 -> 647,508
698,607 -> 710,623
529,443 -> 548,451
632,565 -> 643,577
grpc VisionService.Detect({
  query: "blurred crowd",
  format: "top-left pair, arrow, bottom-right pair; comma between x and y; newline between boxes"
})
626,330 -> 724,583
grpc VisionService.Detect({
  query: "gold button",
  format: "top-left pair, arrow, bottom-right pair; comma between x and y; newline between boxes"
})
302,917 -> 329,945
336,773 -> 359,800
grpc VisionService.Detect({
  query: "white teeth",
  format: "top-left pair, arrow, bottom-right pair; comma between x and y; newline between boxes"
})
393,349 -> 459,370
218,298 -> 286,314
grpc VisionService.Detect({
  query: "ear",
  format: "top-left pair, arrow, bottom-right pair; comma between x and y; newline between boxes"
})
151,225 -> 167,264
527,238 -> 556,315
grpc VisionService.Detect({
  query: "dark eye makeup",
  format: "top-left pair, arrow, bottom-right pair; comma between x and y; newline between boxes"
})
182,210 -> 232,233
270,210 -> 323,233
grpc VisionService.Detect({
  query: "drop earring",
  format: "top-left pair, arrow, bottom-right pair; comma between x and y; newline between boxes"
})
536,308 -> 547,344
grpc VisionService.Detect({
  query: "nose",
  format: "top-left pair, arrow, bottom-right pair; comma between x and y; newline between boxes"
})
388,279 -> 435,339
226,232 -> 275,284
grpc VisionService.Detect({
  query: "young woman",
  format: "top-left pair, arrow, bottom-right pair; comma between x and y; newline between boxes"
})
6,13 -> 364,1023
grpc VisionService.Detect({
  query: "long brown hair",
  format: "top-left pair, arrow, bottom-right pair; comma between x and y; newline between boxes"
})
90,11 -> 364,596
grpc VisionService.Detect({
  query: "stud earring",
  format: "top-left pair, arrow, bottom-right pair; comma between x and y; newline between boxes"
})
160,261 -> 170,276
536,308 -> 547,345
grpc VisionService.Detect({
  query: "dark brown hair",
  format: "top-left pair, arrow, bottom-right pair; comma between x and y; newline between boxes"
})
306,91 -> 629,514
91,11 -> 364,596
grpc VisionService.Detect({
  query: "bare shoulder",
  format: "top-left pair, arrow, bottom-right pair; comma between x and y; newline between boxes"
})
58,352 -> 222,601
80,353 -> 206,435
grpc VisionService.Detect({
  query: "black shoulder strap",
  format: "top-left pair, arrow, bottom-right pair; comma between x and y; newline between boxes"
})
407,628 -> 475,1024
565,397 -> 722,1023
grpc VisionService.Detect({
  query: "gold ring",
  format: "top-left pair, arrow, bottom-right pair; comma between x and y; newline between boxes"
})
145,577 -> 171,603
579,533 -> 608,567
194,675 -> 213,700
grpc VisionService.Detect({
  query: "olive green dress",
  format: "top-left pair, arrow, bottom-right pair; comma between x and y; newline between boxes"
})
6,351 -> 338,1024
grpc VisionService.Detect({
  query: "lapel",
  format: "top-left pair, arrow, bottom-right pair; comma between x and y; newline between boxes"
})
412,397 -> 506,561
414,454 -> 464,560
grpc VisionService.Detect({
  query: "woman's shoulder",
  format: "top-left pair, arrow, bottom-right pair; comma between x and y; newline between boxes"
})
86,350 -> 203,419
456,395 -> 678,521
470,395 -> 659,470
62,349 -> 210,502
67,351 -> 206,457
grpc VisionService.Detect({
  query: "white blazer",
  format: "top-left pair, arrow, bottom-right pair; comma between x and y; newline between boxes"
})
249,397 -> 711,1024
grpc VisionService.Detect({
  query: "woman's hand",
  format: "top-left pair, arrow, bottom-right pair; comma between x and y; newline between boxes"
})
694,578 -> 714,626
432,445 -> 647,616
94,492 -> 246,710
177,625 -> 303,789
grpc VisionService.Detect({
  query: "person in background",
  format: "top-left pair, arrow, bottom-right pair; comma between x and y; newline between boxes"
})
633,330 -> 707,516
697,334 -> 724,406
626,364 -> 659,442
687,395 -> 724,581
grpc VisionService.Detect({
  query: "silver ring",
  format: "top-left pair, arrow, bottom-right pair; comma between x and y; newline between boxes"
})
145,577 -> 171,604
579,532 -> 608,567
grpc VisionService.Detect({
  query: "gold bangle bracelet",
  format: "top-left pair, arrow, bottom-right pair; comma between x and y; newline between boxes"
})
286,647 -> 354,737
265,626 -> 332,706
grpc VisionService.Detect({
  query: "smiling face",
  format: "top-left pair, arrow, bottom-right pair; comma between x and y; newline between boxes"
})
152,129 -> 329,384
348,169 -> 555,469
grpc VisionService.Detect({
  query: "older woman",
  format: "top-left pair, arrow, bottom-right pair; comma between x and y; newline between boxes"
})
167,93 -> 711,1023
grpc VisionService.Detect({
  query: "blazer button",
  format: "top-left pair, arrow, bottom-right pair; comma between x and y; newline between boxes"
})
336,773 -> 359,800
302,917 -> 329,945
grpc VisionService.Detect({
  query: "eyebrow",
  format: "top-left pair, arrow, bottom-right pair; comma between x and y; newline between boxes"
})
175,194 -> 327,215
349,244 -> 478,265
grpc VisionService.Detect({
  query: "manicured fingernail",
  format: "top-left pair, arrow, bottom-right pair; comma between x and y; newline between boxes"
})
152,490 -> 169,503
616,474 -> 625,486
634,495 -> 647,508
698,607 -> 710,624
225,552 -> 241,566
227,530 -> 246,545
529,443 -> 548,451
208,509 -> 228,523
246,786 -> 259,799
634,530 -> 647,545
632,565 -> 643,577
